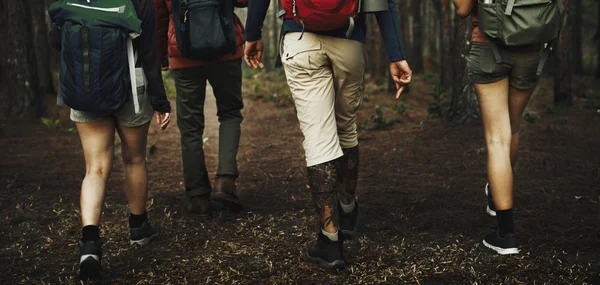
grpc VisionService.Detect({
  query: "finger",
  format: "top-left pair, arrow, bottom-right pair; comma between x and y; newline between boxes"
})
396,86 -> 405,100
244,56 -> 253,68
257,51 -> 264,69
155,113 -> 160,125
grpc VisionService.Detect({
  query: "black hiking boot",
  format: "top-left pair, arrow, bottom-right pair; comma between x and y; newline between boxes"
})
339,201 -> 359,239
307,232 -> 345,270
482,230 -> 519,255
485,183 -> 497,217
130,220 -> 158,246
78,239 -> 103,280
212,176 -> 243,211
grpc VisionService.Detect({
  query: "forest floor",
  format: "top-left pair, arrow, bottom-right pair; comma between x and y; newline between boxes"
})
0,73 -> 599,284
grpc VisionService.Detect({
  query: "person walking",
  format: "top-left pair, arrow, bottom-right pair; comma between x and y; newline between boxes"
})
49,0 -> 171,279
453,0 -> 563,254
244,0 -> 412,269
154,0 -> 248,217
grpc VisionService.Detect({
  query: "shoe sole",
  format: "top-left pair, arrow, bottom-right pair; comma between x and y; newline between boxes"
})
307,255 -> 346,270
130,233 -> 158,246
213,194 -> 243,211
79,256 -> 102,280
485,184 -> 497,217
482,239 -> 519,255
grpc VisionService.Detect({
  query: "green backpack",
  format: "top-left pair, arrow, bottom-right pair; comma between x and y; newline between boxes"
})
477,0 -> 565,74
49,0 -> 143,113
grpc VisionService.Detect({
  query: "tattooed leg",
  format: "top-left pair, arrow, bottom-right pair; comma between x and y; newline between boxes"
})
307,161 -> 339,233
337,146 -> 359,205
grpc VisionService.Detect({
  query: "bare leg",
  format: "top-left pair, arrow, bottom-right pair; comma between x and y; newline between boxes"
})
77,118 -> 116,226
508,86 -> 536,169
116,122 -> 151,215
475,79 -> 513,210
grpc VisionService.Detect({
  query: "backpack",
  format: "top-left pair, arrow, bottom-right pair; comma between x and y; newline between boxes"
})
279,0 -> 361,37
49,0 -> 142,114
172,0 -> 237,60
477,0 -> 565,74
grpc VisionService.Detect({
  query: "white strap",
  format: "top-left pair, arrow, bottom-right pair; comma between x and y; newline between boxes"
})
126,38 -> 140,114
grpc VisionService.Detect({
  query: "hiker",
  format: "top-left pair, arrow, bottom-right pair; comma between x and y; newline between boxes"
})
49,0 -> 171,279
244,0 -> 412,269
154,0 -> 247,217
453,0 -> 563,254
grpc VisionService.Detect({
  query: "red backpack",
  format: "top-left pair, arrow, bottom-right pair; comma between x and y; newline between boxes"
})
280,0 -> 360,32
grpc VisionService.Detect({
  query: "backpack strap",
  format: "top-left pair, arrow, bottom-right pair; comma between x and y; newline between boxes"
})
504,0 -> 516,15
537,41 -> 554,76
126,38 -> 140,115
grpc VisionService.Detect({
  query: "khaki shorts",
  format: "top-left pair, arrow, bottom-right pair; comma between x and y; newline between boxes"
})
468,42 -> 542,90
281,32 -> 366,167
70,68 -> 154,127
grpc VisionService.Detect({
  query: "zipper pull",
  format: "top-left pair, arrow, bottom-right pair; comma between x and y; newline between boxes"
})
184,10 -> 188,23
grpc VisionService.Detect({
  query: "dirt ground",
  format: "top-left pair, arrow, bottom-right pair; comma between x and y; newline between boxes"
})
0,75 -> 599,284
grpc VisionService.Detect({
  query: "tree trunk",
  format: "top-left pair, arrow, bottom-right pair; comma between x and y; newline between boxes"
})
571,0 -> 583,74
31,0 -> 55,95
410,0 -> 423,74
554,0 -> 572,105
449,16 -> 479,123
440,0 -> 454,89
596,0 -> 600,79
0,0 -> 42,118
271,0 -> 278,66
262,6 -> 272,72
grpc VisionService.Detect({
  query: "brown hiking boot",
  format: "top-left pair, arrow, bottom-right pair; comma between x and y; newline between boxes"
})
212,176 -> 242,211
187,196 -> 212,219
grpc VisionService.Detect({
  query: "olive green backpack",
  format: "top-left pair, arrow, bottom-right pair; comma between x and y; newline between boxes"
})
477,0 -> 565,74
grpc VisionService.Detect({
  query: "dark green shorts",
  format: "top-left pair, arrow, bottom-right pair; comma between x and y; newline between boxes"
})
467,42 -> 542,90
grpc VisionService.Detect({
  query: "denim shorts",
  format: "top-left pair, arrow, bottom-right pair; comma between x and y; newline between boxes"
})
467,42 -> 543,90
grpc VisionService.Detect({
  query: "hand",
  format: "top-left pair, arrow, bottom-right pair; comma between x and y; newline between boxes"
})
160,57 -> 169,71
155,112 -> 171,131
244,40 -> 265,69
390,60 -> 412,99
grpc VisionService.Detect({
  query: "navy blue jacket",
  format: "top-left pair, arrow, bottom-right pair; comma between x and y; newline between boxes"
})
245,0 -> 407,62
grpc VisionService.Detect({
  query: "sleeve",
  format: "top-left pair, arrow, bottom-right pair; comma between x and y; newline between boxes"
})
48,23 -> 62,51
374,0 -> 407,62
154,0 -> 169,63
244,0 -> 271,41
139,0 -> 171,113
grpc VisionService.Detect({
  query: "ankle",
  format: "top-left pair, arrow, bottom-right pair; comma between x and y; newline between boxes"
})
496,209 -> 515,237
321,229 -> 339,241
128,211 -> 148,228
82,225 -> 100,242
340,199 -> 356,214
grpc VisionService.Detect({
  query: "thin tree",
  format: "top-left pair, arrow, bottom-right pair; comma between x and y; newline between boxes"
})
572,0 -> 583,74
449,16 -> 479,123
32,0 -> 56,95
0,0 -> 42,118
410,0 -> 424,74
596,0 -> 600,79
554,0 -> 572,105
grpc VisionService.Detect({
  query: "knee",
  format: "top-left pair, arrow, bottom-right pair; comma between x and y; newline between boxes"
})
86,163 -> 112,179
217,109 -> 243,123
486,134 -> 511,152
121,152 -> 146,165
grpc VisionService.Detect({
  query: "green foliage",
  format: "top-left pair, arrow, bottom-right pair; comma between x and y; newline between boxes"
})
267,92 -> 294,107
369,105 -> 398,130
41,117 -> 62,130
162,71 -> 177,98
426,84 -> 450,120
523,110 -> 541,123
41,117 -> 78,133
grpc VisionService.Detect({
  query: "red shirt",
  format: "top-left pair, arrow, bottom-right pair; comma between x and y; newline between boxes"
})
154,0 -> 247,70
